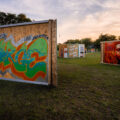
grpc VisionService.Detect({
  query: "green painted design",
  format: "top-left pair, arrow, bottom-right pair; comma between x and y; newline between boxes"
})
0,34 -> 48,81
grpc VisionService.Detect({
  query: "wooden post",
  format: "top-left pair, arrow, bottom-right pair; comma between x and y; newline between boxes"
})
48,20 -> 52,85
101,42 -> 104,63
48,19 -> 57,86
51,20 -> 57,86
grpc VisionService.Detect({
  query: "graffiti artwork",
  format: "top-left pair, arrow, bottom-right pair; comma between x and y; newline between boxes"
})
68,44 -> 78,57
59,44 -> 85,58
104,41 -> 120,64
0,33 -> 48,83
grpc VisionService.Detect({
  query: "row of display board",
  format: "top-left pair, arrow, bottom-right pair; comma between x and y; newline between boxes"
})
0,18 -> 119,87
59,44 -> 85,58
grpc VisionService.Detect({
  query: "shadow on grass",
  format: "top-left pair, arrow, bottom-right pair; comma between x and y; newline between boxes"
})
0,80 -> 56,96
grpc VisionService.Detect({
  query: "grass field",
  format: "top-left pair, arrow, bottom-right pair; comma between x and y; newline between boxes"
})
0,52 -> 120,120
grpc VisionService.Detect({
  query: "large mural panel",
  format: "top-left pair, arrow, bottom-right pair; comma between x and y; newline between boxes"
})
104,41 -> 120,64
0,33 -> 48,83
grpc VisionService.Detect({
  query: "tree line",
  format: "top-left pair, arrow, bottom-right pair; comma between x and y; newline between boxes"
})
61,34 -> 120,50
0,11 -> 120,51
0,11 -> 32,25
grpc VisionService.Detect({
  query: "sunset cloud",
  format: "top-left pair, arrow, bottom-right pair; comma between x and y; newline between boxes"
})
0,0 -> 120,43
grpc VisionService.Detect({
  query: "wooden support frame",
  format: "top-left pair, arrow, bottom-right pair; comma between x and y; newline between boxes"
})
48,20 -> 57,86
51,20 -> 57,86
101,42 -> 104,63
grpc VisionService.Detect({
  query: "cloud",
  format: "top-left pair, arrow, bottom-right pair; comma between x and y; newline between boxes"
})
0,0 -> 120,43
58,0 -> 120,42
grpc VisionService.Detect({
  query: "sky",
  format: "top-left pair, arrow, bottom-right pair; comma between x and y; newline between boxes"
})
0,0 -> 120,43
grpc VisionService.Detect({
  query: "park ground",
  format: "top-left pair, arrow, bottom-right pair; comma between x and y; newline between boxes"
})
0,52 -> 120,120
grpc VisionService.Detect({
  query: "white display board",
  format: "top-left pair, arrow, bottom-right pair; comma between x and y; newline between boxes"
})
78,44 -> 85,57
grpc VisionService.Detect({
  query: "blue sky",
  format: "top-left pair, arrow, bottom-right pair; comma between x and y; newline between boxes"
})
0,0 -> 120,43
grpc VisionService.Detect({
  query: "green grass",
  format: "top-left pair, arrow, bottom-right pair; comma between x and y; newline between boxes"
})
0,52 -> 120,120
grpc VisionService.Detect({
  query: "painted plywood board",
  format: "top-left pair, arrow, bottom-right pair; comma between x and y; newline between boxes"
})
0,20 -> 57,86
78,44 -> 85,57
102,41 -> 120,64
68,44 -> 78,58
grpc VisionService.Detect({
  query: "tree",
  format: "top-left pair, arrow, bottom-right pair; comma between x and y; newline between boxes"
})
81,38 -> 92,49
0,12 -> 7,25
64,38 -> 92,49
17,13 -> 31,23
118,36 -> 120,40
0,11 -> 32,25
57,43 -> 61,51
64,39 -> 81,44
5,13 -> 17,24
94,34 -> 117,50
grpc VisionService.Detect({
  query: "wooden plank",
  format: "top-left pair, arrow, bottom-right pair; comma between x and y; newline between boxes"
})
0,20 -> 49,28
59,44 -> 62,57
101,42 -> 104,63
103,43 -> 105,63
48,20 -> 52,85
0,23 -> 49,42
51,20 -> 57,86
0,21 -> 50,85
101,42 -> 103,63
